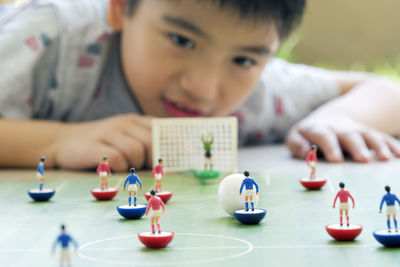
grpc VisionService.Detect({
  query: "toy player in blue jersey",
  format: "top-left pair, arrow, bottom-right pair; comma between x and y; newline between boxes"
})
123,168 -> 142,206
37,156 -> 46,191
379,185 -> 400,232
52,224 -> 78,267
239,171 -> 259,211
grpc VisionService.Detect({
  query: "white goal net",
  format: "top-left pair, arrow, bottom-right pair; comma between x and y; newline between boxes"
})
152,117 -> 238,173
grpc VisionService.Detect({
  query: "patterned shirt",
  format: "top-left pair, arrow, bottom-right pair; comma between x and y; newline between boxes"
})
0,0 -> 340,145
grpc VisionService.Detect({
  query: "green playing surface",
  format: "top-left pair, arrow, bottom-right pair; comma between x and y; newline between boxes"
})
1,158 -> 400,267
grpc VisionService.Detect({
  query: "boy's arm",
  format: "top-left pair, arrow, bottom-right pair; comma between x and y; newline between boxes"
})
286,71 -> 400,162
0,114 -> 152,171
0,119 -> 61,168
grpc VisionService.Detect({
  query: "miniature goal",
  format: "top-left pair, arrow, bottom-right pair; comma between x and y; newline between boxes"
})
152,117 -> 238,173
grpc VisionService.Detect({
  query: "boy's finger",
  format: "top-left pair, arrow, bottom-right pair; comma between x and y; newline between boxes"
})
362,131 -> 391,161
299,127 -> 343,162
125,126 -> 153,168
338,132 -> 371,163
69,143 -> 128,172
384,135 -> 400,158
285,128 -> 311,159
105,133 -> 145,170
128,114 -> 153,129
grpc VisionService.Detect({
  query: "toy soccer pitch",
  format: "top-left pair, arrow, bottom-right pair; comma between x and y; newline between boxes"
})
373,185 -> 400,247
299,145 -> 327,190
28,156 -> 55,201
138,189 -> 174,249
145,158 -> 173,204
91,156 -> 118,201
326,182 -> 362,241
232,171 -> 266,225
151,117 -> 237,175
116,168 -> 146,219
52,224 -> 78,267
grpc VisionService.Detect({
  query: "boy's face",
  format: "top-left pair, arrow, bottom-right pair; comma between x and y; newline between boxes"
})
116,0 -> 279,117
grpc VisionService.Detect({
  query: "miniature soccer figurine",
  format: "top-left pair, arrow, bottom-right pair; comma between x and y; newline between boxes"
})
91,156 -> 118,200
333,182 -> 355,226
379,185 -> 400,232
299,145 -> 326,190
306,144 -> 318,179
326,182 -> 362,241
138,189 -> 174,248
239,171 -> 259,211
123,168 -> 142,206
116,169 -> 146,219
373,186 -> 400,247
96,156 -> 111,190
37,156 -> 46,191
28,156 -> 55,201
201,132 -> 214,170
152,158 -> 164,192
145,189 -> 166,234
52,224 -> 78,267
232,171 -> 266,225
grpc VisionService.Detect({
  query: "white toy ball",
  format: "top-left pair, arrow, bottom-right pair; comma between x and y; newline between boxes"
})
218,173 -> 259,215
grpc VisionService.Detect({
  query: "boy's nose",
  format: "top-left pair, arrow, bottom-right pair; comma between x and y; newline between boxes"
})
179,66 -> 220,101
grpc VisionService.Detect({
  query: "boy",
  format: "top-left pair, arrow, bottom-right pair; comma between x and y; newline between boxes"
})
1,0 -> 400,171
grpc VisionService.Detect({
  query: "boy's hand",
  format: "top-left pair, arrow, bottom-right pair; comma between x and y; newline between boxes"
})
286,115 -> 400,163
53,114 -> 153,171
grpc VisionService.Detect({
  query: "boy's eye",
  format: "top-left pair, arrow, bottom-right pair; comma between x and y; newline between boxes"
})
169,34 -> 195,50
233,57 -> 257,68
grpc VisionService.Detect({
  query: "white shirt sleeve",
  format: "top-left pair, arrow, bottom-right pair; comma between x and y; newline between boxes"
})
236,58 -> 340,145
0,2 -> 59,119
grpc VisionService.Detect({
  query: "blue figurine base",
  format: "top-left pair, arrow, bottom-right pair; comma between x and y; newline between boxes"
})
233,208 -> 267,225
28,188 -> 55,202
117,204 -> 147,219
373,229 -> 400,247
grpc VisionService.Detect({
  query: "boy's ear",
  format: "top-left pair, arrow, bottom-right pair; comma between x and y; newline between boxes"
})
107,0 -> 126,32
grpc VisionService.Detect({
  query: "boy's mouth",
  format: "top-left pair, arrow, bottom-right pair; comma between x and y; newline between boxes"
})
162,99 -> 204,117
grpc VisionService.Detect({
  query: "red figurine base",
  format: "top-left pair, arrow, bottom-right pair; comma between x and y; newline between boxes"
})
144,191 -> 173,204
138,231 -> 174,248
326,223 -> 363,241
91,187 -> 119,200
299,177 -> 327,190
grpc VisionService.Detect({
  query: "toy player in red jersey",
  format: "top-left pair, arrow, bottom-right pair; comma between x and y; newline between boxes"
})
333,182 -> 355,226
152,158 -> 164,192
138,188 -> 174,248
299,145 -> 326,190
96,156 -> 111,190
145,189 -> 166,234
326,182 -> 362,241
306,144 -> 318,179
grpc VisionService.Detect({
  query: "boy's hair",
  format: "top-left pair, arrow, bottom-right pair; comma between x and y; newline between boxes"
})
339,182 -> 345,188
126,0 -> 306,40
